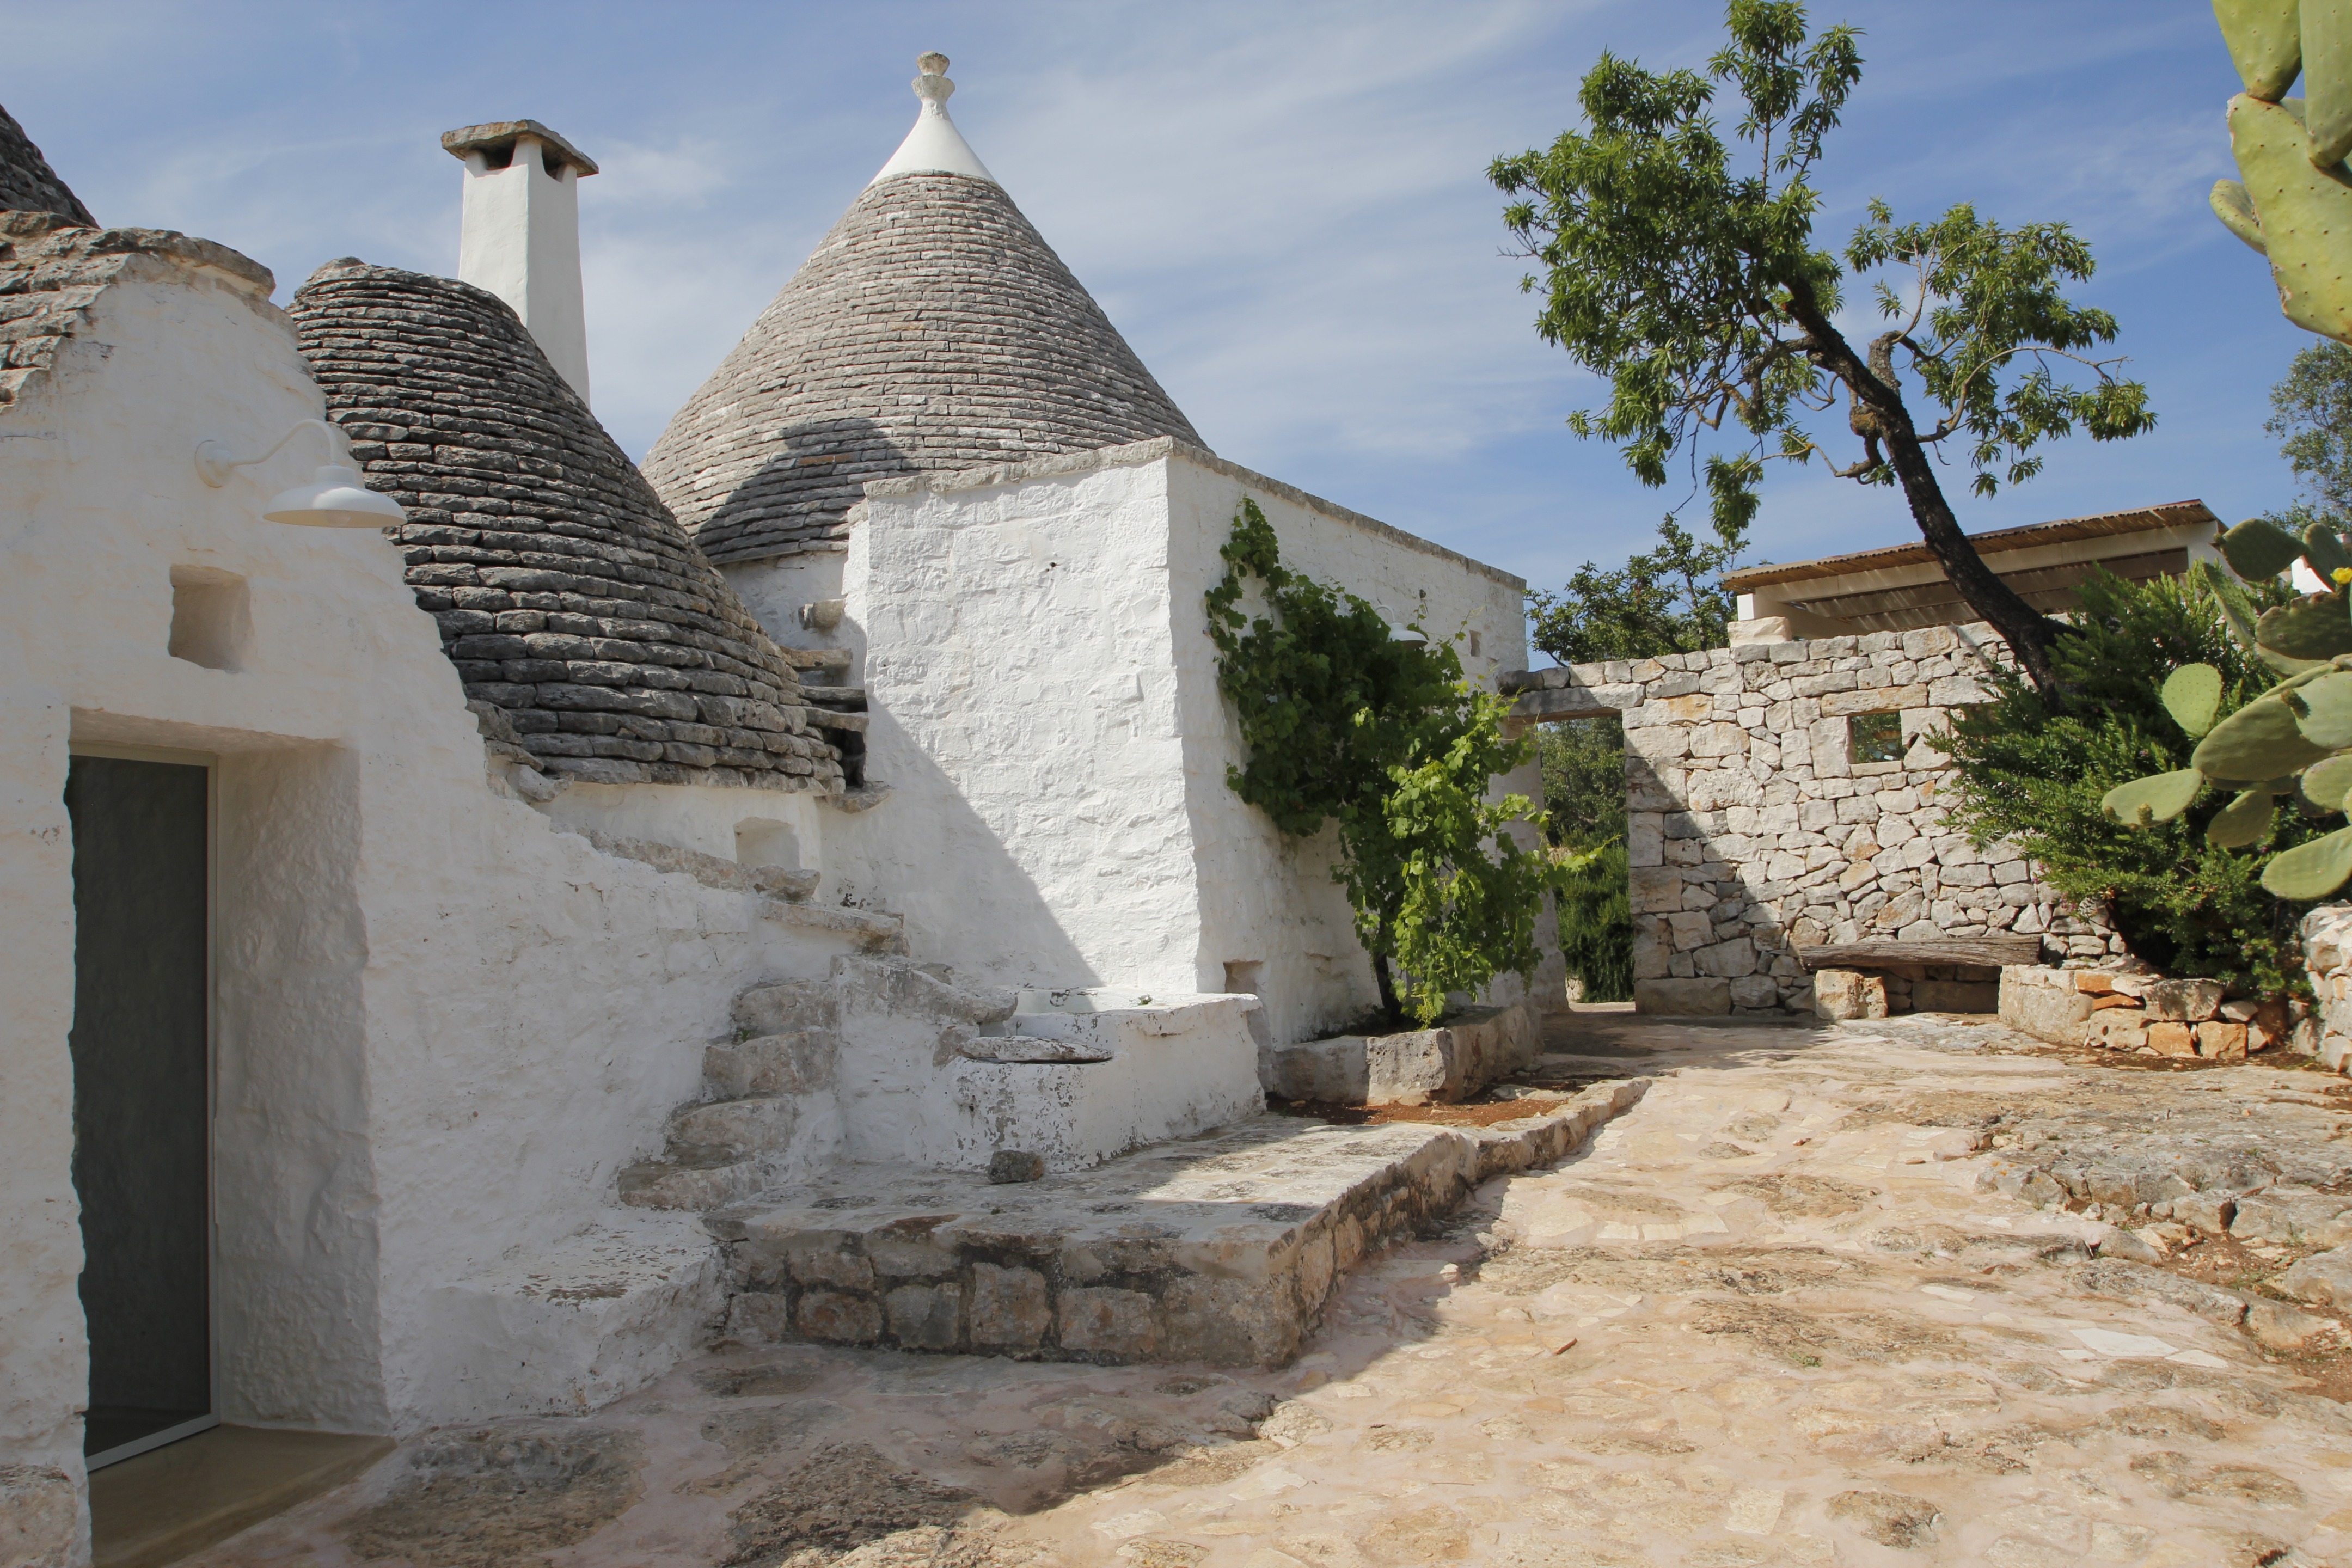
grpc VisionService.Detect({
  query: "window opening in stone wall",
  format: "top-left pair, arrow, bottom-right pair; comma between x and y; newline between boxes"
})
1222,959 -> 1263,995
167,566 -> 250,672
1469,632 -> 1481,658
735,818 -> 801,870
1847,711 -> 1904,765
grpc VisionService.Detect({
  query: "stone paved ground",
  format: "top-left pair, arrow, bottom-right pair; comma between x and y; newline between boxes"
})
198,1014 -> 2352,1568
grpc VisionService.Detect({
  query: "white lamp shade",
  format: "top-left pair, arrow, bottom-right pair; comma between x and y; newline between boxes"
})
261,464 -> 406,528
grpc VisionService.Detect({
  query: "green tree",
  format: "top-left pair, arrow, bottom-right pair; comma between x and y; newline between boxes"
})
1537,718 -> 1628,849
1530,511 -> 1748,665
1490,0 -> 2154,697
1207,501 -> 1561,1025
2264,340 -> 2352,537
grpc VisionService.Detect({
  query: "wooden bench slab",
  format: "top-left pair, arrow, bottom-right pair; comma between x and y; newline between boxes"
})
1794,937 -> 2042,972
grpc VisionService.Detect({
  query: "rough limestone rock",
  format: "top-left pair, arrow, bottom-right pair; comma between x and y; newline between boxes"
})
2279,1244 -> 2352,1308
1999,965 -> 2094,1047
1812,969 -> 1887,1020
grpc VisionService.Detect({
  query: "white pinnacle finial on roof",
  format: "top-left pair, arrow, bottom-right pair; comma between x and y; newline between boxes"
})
867,51 -> 998,187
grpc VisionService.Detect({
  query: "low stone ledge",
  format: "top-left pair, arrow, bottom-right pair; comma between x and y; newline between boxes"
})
705,1079 -> 1647,1367
1259,1003 -> 1538,1105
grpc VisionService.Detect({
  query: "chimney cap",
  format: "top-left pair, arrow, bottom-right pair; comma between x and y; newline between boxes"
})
441,120 -> 598,178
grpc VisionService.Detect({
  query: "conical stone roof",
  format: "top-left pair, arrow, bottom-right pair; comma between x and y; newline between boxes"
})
641,59 -> 1201,567
1,102 -> 96,225
290,260 -> 843,793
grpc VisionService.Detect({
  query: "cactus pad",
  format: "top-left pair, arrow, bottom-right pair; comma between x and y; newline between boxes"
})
2226,94 -> 2352,344
2194,693 -> 2337,779
2209,786 -> 2278,846
2305,751 -> 2352,806
2224,516 -> 2310,578
2263,822 -> 2352,897
2294,669 -> 2352,745
2256,593 -> 2352,658
2100,768 -> 2207,825
2308,0 -> 2352,165
2216,0 -> 2307,98
2162,663 -> 2226,736
2307,520 -> 2352,578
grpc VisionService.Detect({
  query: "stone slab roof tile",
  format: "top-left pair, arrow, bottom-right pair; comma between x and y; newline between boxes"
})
641,171 -> 1201,566
289,260 -> 844,794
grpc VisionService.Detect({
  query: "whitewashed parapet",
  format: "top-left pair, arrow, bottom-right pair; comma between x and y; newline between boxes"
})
1505,624 -> 2120,1014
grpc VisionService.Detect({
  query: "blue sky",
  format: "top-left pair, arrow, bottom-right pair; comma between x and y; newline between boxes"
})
2,2 -> 2313,628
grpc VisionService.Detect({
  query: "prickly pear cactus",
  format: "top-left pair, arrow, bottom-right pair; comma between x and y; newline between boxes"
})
2104,525 -> 2352,896
2213,1 -> 2352,344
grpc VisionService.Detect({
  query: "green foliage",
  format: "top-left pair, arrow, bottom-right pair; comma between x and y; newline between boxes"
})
1943,569 -> 2315,996
1208,500 -> 1563,1025
1530,512 -> 1748,665
1842,200 -> 2155,497
1490,0 -> 2152,693
1538,718 -> 1634,1003
1538,718 -> 1627,849
2266,340 -> 2352,524
1554,841 -> 1634,1003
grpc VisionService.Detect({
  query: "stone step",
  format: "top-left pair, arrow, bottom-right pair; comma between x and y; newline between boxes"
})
734,978 -> 842,1035
418,1210 -> 722,1420
803,685 -> 868,712
704,1030 -> 838,1099
704,1077 -> 1649,1367
618,1155 -> 760,1211
759,897 -> 905,952
666,1094 -> 801,1163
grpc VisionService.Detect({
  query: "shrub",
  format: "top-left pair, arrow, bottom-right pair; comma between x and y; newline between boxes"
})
1942,568 -> 2314,995
1206,500 -> 1564,1025
1554,840 -> 1634,1001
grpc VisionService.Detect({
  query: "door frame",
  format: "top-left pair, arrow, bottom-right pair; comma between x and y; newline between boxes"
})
69,742 -> 221,1470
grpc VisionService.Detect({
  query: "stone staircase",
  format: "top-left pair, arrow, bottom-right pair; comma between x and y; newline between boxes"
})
616,956 -> 1019,1211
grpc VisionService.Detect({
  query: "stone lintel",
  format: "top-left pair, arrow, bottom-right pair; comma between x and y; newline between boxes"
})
442,119 -> 599,177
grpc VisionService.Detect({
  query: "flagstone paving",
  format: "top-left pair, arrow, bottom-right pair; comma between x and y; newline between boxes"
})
194,1012 -> 2352,1567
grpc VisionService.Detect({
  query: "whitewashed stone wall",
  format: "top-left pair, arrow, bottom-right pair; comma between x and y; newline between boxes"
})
1512,624 -> 2117,1014
825,439 -> 1559,1044
0,230 -> 887,1560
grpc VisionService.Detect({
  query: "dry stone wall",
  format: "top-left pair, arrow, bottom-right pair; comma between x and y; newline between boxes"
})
1510,624 -> 2118,1014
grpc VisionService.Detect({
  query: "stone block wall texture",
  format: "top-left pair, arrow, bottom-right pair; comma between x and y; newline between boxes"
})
289,261 -> 843,793
1516,624 -> 2118,1013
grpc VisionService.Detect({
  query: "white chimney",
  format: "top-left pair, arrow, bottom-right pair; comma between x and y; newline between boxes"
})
442,119 -> 596,405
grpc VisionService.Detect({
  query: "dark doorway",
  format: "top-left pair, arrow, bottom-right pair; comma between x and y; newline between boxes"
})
66,755 -> 212,1467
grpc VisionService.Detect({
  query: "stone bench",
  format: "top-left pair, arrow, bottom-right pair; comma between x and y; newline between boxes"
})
1799,936 -> 2038,1018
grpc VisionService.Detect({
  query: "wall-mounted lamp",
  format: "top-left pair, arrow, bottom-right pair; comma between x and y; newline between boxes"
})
194,419 -> 406,529
1388,622 -> 1429,645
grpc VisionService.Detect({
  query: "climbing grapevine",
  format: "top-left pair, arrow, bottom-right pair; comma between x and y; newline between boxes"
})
1208,500 -> 1561,1025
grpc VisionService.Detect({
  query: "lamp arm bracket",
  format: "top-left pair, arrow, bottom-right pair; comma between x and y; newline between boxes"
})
194,418 -> 346,488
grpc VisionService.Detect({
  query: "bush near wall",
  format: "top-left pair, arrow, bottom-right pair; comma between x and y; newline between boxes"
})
1943,569 -> 2316,997
1538,718 -> 1634,1002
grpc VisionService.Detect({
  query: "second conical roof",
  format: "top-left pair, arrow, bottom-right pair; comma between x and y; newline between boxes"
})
643,70 -> 1202,567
